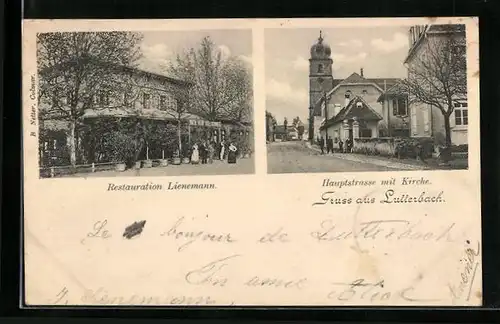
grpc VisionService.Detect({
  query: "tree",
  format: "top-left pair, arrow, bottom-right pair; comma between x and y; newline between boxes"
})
167,36 -> 252,122
401,27 -> 467,154
37,31 -> 143,167
165,96 -> 192,157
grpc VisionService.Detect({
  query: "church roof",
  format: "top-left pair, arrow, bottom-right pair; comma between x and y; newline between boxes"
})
320,95 -> 382,130
337,72 -> 400,90
313,72 -> 401,116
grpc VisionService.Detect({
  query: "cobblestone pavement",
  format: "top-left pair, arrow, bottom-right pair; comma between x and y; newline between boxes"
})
70,158 -> 255,177
267,141 -> 404,174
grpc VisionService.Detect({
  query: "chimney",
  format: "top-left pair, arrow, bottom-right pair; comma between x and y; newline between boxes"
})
360,68 -> 364,78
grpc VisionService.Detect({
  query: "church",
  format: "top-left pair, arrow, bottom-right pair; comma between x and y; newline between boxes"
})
308,32 -> 410,147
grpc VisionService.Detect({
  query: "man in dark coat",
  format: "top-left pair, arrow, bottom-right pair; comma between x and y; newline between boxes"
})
319,136 -> 325,154
227,142 -> 238,164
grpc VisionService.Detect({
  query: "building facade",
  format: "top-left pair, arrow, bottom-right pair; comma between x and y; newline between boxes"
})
403,24 -> 468,146
308,32 -> 408,146
39,63 -> 252,167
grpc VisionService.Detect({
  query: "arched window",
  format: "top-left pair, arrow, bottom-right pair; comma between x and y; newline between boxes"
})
345,90 -> 352,99
317,64 -> 324,73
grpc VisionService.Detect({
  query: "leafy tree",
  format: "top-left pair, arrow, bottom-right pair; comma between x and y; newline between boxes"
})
37,31 -> 143,167
167,36 -> 252,122
401,26 -> 467,156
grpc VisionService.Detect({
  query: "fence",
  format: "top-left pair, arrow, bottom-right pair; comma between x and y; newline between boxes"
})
353,137 -> 396,156
39,162 -> 117,178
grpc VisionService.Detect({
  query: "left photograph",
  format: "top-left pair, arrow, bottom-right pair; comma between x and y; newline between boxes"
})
36,29 -> 254,178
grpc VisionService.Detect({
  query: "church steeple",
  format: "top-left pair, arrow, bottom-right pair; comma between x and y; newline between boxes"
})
309,30 -> 334,118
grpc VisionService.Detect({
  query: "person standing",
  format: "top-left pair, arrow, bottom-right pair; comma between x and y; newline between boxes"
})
338,139 -> 344,153
228,142 -> 238,164
208,141 -> 215,164
219,139 -> 226,161
200,141 -> 208,164
191,143 -> 200,164
319,136 -> 325,155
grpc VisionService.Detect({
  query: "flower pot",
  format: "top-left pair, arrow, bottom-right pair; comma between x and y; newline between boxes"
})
182,157 -> 190,164
172,157 -> 181,165
134,161 -> 142,169
142,160 -> 153,168
115,163 -> 126,172
159,159 -> 169,167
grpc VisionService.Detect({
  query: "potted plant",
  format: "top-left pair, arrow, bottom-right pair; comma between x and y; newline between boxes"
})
106,132 -> 136,172
142,144 -> 153,168
159,148 -> 169,167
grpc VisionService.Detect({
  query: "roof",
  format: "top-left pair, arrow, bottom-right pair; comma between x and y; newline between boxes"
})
82,107 -> 206,121
337,72 -> 400,90
377,82 -> 409,102
313,72 -> 401,116
404,24 -> 465,64
320,95 -> 382,130
428,24 -> 465,33
39,58 -> 191,87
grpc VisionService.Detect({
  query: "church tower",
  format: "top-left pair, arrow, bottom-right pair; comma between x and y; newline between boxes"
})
309,31 -> 334,117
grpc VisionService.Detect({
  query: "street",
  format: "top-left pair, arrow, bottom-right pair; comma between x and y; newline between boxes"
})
69,158 -> 255,177
267,141 -> 398,173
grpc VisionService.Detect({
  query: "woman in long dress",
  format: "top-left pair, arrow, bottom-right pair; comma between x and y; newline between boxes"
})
191,143 -> 200,164
219,140 -> 225,161
228,142 -> 238,164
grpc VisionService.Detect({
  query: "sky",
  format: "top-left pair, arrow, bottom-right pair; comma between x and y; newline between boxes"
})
265,26 -> 410,124
138,29 -> 252,73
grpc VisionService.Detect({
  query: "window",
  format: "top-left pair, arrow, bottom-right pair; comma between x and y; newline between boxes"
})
362,89 -> 368,95
96,90 -> 110,106
123,92 -> 129,106
454,102 -> 468,126
392,97 -> 408,116
360,128 -> 372,138
345,90 -> 352,99
453,45 -> 466,57
159,95 -> 166,109
142,93 -> 151,109
317,64 -> 324,73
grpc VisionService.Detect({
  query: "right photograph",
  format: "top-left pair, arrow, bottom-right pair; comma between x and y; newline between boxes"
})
265,24 -> 469,174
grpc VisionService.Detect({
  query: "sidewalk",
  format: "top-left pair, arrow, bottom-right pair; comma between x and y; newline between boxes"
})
67,158 -> 255,177
305,142 -> 432,171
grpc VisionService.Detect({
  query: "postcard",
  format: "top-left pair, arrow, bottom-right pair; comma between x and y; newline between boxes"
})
22,17 -> 481,306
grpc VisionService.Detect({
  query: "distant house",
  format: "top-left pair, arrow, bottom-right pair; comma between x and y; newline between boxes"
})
403,24 -> 467,146
273,125 -> 298,141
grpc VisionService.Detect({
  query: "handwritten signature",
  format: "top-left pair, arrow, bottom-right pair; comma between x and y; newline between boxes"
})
447,240 -> 481,301
326,278 -> 440,303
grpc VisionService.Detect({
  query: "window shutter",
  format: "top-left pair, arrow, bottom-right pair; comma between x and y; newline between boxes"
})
423,107 -> 430,133
411,107 -> 417,135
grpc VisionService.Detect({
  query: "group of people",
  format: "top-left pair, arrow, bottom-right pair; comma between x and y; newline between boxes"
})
190,140 -> 239,164
318,136 -> 353,154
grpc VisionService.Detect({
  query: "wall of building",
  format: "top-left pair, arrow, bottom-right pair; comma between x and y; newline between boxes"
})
406,28 -> 467,146
431,105 -> 468,145
325,84 -> 384,119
